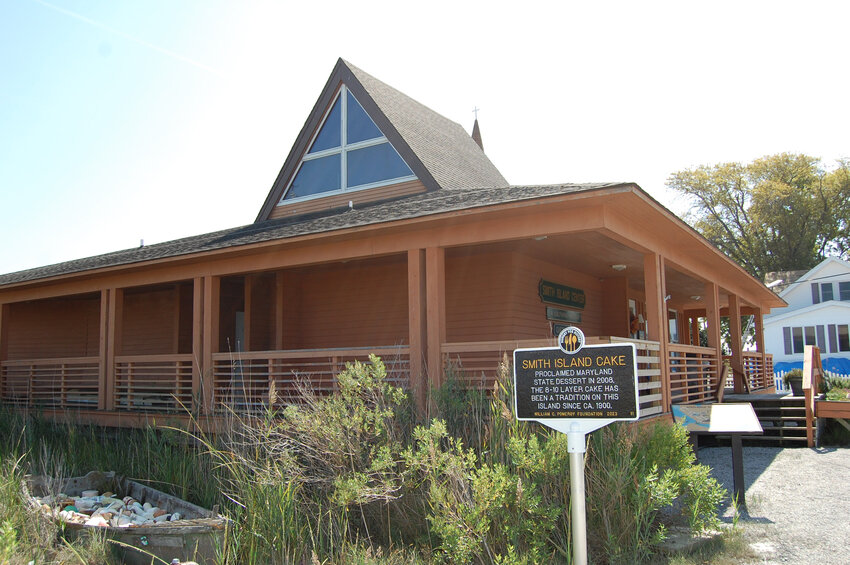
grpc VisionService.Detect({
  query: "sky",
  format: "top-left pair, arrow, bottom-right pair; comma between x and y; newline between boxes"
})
1,0 -> 848,275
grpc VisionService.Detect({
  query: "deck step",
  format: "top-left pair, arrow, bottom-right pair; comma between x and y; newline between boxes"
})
723,393 -> 810,447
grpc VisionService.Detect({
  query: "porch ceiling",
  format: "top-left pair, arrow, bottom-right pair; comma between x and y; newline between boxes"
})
448,232 -> 728,311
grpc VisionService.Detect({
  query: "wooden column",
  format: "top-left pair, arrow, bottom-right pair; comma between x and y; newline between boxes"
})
704,282 -> 722,391
752,308 -> 768,388
105,288 -> 123,411
0,303 -> 9,402
728,294 -> 745,393
425,247 -> 446,391
202,276 -> 220,413
192,277 -> 204,410
243,275 -> 253,352
408,249 -> 428,412
275,272 -> 286,350
97,290 -> 109,410
643,253 -> 669,411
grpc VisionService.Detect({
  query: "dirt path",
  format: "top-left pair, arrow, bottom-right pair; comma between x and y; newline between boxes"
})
696,446 -> 850,564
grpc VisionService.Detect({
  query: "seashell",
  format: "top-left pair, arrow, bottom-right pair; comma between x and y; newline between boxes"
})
81,490 -> 99,498
102,491 -> 114,498
169,512 -> 181,521
153,514 -> 169,523
131,502 -> 144,514
142,502 -> 153,511
122,496 -> 136,506
153,509 -> 167,518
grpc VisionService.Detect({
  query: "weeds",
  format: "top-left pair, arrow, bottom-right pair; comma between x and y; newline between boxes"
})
0,354 -> 727,564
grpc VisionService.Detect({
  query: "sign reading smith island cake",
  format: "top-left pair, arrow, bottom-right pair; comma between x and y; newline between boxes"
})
514,326 -> 638,565
513,327 -> 639,565
513,327 -> 638,420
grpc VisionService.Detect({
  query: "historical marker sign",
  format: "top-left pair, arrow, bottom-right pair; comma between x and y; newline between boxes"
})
513,327 -> 639,565
513,333 -> 639,421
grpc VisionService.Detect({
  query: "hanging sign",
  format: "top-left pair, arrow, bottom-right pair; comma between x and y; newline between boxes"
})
538,279 -> 586,309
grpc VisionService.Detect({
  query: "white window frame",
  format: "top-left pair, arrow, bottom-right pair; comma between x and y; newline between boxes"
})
278,86 -> 416,206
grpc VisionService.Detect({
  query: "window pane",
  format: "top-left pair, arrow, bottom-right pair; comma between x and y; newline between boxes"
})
308,97 -> 341,153
804,326 -> 816,346
839,325 -> 850,352
347,142 -> 413,188
821,283 -> 834,301
792,327 -> 804,354
284,154 -> 340,199
840,281 -> 850,301
346,93 -> 383,144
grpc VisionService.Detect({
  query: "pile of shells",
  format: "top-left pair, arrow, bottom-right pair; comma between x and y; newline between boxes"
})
34,489 -> 183,528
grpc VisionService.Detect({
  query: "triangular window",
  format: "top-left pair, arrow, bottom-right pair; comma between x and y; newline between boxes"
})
281,86 -> 415,203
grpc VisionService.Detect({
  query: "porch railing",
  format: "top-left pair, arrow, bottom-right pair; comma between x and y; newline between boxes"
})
441,336 -> 664,419
114,354 -> 194,412
0,357 -> 99,408
667,344 -> 720,405
722,352 -> 775,392
211,346 -> 410,412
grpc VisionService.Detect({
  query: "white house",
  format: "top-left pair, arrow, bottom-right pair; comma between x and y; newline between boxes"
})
764,256 -> 850,379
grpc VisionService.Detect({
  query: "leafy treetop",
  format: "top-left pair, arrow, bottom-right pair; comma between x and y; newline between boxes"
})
666,153 -> 850,279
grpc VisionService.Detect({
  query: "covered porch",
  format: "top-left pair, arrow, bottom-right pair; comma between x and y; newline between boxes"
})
0,187 -> 782,427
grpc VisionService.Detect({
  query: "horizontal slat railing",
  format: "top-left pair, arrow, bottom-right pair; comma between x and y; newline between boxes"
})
114,354 -> 194,413
442,339 -> 551,390
211,346 -> 410,413
723,352 -> 775,392
668,344 -> 719,405
441,336 -> 664,419
604,337 -> 663,418
0,357 -> 99,408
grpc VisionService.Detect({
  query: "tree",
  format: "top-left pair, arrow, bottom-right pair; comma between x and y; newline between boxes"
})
667,153 -> 850,279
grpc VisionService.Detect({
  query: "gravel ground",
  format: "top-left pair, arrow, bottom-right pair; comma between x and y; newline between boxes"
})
696,446 -> 850,564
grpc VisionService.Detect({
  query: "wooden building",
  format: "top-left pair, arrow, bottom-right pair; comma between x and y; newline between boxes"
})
0,60 -> 785,427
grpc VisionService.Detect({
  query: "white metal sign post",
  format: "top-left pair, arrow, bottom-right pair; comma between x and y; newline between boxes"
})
513,327 -> 639,565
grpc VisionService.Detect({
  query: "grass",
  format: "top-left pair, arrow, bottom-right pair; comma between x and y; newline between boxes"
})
0,356 -> 731,564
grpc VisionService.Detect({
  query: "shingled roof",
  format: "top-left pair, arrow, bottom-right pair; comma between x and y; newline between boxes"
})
0,182 -> 623,287
255,59 -> 509,221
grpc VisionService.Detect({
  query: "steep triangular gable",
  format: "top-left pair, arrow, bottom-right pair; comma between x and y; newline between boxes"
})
255,59 -> 508,222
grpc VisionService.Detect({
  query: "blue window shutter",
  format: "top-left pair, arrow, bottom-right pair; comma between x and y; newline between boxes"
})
783,327 -> 792,355
817,325 -> 826,351
829,324 -> 838,353
811,283 -> 820,304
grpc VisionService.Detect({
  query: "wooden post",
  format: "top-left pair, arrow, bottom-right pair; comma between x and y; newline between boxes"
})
803,345 -> 822,448
243,274 -> 253,352
408,249 -> 428,412
704,282 -> 722,392
728,294 -> 746,393
105,288 -> 123,411
202,276 -> 220,413
98,290 -> 109,410
192,277 -> 204,411
275,272 -> 286,350
752,308 -> 768,389
0,303 -> 8,402
425,247 -> 446,391
643,253 -> 669,412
